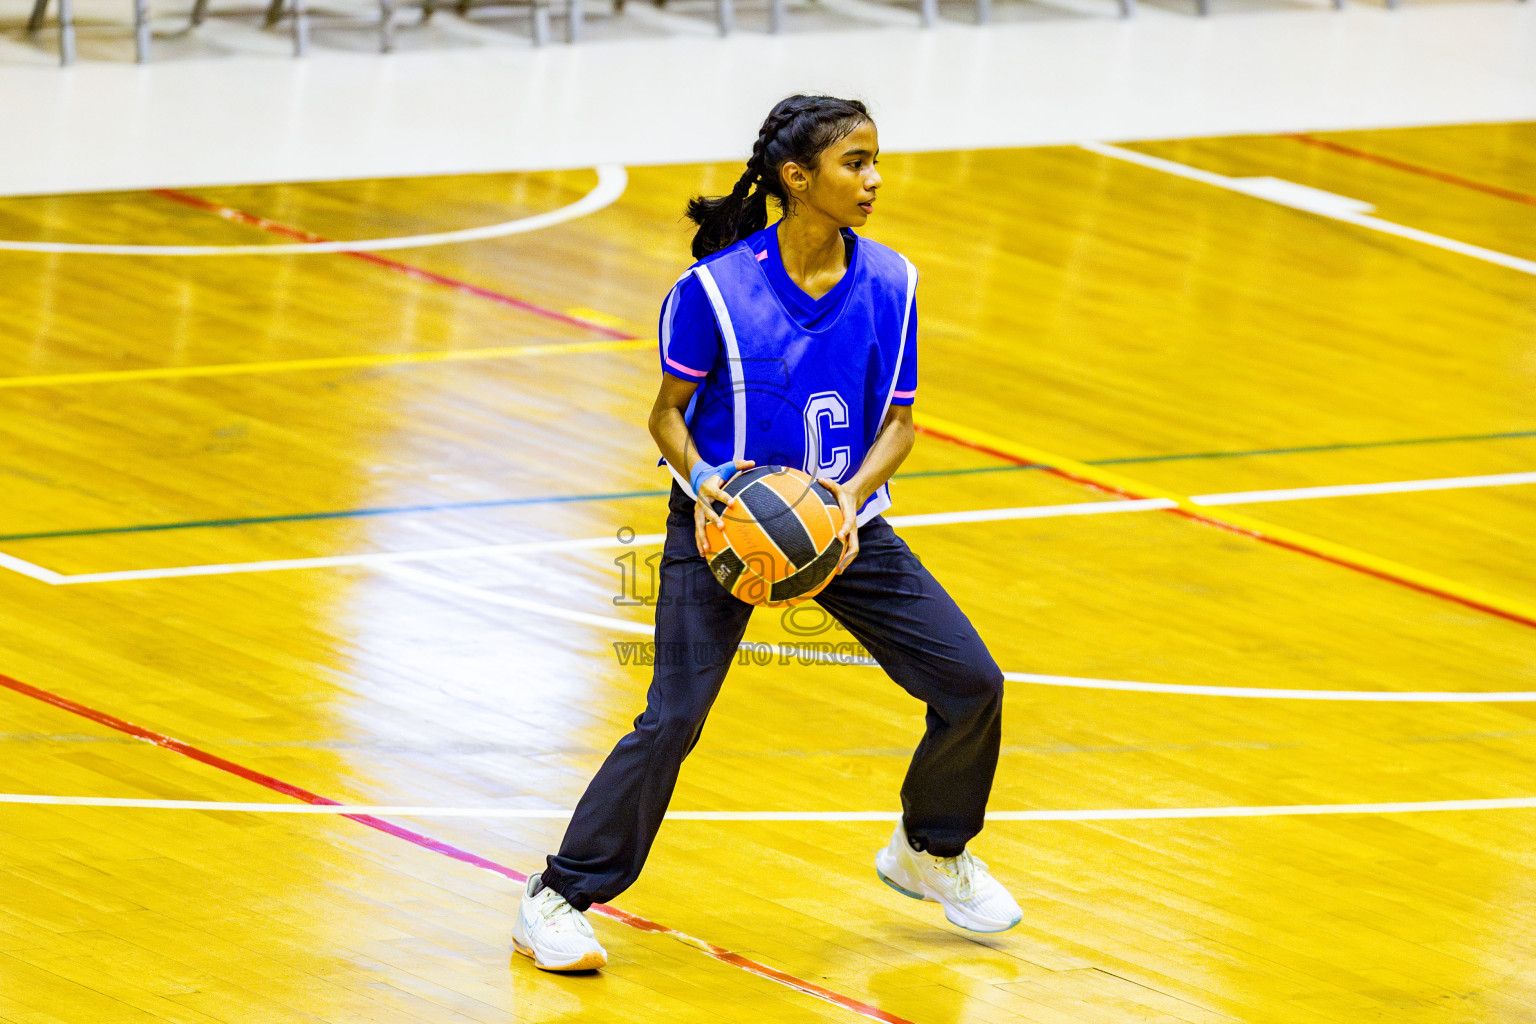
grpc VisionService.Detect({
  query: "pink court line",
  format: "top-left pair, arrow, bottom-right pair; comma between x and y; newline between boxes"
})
911,423 -> 1536,632
152,189 -> 636,341
0,669 -> 915,1024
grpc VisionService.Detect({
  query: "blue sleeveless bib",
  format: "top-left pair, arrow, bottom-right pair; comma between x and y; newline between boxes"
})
670,233 -> 917,525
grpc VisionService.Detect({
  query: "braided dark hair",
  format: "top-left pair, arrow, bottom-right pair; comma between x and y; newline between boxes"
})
686,95 -> 871,260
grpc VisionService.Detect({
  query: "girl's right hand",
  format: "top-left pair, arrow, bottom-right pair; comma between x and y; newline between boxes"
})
693,459 -> 756,557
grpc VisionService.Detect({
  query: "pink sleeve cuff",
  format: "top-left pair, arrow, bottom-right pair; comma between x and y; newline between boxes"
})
664,355 -> 709,379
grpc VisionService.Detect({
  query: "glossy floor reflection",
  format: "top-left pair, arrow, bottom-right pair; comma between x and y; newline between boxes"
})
1,121 -> 1535,1022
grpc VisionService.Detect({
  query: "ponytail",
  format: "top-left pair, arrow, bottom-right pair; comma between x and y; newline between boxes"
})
686,94 -> 871,260
684,164 -> 771,262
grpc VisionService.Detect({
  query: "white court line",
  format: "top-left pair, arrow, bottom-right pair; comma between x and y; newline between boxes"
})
395,566 -> 1536,701
0,165 -> 627,255
13,468 -> 1530,586
1079,142 -> 1536,277
885,497 -> 1176,527
0,551 -> 63,584
1190,471 -> 1536,506
20,503 -> 1168,584
1001,671 -> 1536,702
44,533 -> 666,586
7,470 -> 1536,701
5,792 -> 1536,821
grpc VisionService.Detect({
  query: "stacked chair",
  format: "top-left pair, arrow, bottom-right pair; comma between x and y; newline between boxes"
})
31,0 -> 1501,67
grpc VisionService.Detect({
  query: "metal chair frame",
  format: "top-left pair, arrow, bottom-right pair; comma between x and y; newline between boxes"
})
31,0 -> 1517,65
1196,0 -> 1338,12
188,0 -> 312,54
28,0 -> 154,64
423,0 -> 557,45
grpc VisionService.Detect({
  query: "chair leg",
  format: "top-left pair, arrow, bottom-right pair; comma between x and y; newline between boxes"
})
566,0 -> 581,41
190,0 -> 211,25
919,0 -> 936,25
974,0 -> 988,22
768,0 -> 782,31
1195,0 -> 1208,14
290,0 -> 309,54
133,0 -> 151,61
1118,0 -> 1133,16
27,0 -> 49,33
264,0 -> 284,26
420,0 -> 435,20
531,0 -> 549,43
57,0 -> 75,63
715,0 -> 731,33
456,0 -> 470,16
380,0 -> 395,50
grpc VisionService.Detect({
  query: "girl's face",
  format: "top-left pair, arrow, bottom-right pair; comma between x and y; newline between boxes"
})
785,121 -> 882,228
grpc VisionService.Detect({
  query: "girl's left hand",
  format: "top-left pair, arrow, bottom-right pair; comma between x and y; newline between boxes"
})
816,477 -> 862,575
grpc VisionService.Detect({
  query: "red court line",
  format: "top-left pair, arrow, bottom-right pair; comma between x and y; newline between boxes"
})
152,189 -> 636,341
0,670 -> 915,1024
912,423 -> 1536,632
1286,134 -> 1536,208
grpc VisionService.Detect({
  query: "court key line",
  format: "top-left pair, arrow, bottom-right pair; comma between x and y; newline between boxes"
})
0,338 -> 651,390
0,178 -> 644,390
912,413 -> 1536,632
6,539 -> 1530,703
8,467 -> 1531,588
6,427 -> 1532,544
0,670 -> 916,1024
1080,141 -> 1536,277
155,186 -> 638,340
7,793 -> 1536,821
5,469 -> 1534,701
391,569 -> 1536,702
0,166 -> 628,256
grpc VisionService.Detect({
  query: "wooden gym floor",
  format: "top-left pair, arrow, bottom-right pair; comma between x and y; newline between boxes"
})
1,120 -> 1534,1023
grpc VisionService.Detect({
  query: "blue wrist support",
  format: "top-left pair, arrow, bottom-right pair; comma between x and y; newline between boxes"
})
690,460 -> 733,495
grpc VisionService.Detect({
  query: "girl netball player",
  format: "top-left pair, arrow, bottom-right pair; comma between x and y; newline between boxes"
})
513,95 -> 1020,971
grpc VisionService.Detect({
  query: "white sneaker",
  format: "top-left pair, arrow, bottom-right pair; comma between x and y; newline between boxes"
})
512,873 -> 608,971
875,822 -> 1023,933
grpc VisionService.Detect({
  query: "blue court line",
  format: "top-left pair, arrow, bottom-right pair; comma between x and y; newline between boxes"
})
3,427 -> 1532,544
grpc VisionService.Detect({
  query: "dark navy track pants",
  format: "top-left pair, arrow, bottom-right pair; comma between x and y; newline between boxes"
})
541,482 -> 1004,911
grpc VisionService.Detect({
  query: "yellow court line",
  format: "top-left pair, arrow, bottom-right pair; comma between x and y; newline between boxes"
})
913,411 -> 1536,629
0,338 -> 652,389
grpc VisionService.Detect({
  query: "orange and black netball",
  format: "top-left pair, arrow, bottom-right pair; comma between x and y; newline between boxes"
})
702,466 -> 845,607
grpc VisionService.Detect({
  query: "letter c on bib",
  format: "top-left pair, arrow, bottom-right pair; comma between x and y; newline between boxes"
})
804,391 -> 851,480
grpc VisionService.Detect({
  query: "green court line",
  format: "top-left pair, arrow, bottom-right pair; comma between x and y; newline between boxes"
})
2,427 -> 1532,544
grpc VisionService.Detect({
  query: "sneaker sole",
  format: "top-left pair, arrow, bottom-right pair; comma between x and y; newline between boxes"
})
877,866 -> 1023,934
513,937 -> 607,972
875,866 -> 933,903
941,910 -> 1023,934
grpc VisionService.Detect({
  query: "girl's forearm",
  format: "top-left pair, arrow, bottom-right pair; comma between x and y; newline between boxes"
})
649,404 -> 700,478
845,411 -> 915,506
